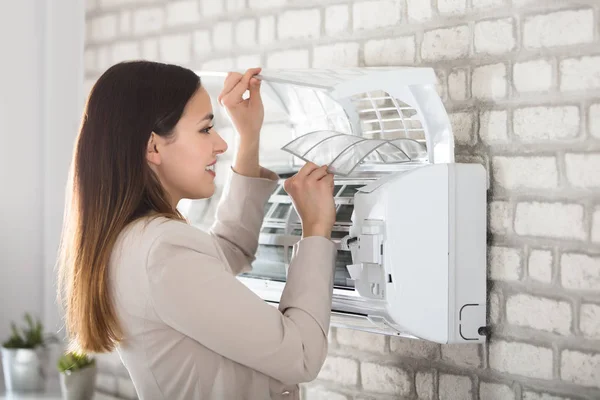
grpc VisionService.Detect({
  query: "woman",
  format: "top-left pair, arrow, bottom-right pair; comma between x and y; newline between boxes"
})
58,61 -> 337,400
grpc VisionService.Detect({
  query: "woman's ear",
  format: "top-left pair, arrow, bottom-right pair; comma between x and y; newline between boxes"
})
146,133 -> 161,166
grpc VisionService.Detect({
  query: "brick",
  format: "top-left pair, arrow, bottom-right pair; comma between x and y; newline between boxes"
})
390,336 -> 439,359
407,0 -> 432,21
581,303 -> 600,339
227,0 -> 245,12
303,387 -> 348,400
479,110 -> 507,143
84,49 -> 96,74
317,356 -> 358,385
439,374 -> 472,400
313,43 -> 359,68
472,0 -> 504,8
593,208 -> 600,243
438,0 -> 466,14
117,376 -> 137,399
364,36 -> 415,66
524,9 -> 594,49
111,41 -> 139,63
489,290 -> 501,324
528,250 -> 552,283
565,153 -> 600,188
489,340 -> 553,379
435,69 -> 447,100
515,202 -> 585,240
474,18 -> 515,55
236,55 -> 261,70
90,14 -> 118,41
422,26 -> 469,61
119,11 -> 131,35
201,0 -> 223,16
523,392 -> 575,400
448,69 -> 467,101
133,8 -> 164,36
259,16 -> 275,45
166,0 -> 200,26
141,39 -> 158,61
248,0 -> 285,8
472,63 -> 507,99
416,371 -> 434,400
441,344 -> 481,367
561,253 -> 600,291
336,328 -> 386,353
267,50 -> 309,69
159,34 -> 191,65
560,56 -> 600,91
480,383 -> 515,400
202,58 -> 235,71
361,363 -> 411,395
506,294 -> 571,335
514,60 -> 553,93
448,112 -> 474,145
492,156 -> 558,190
96,46 -> 111,71
213,22 -> 233,51
235,19 -> 256,48
489,246 -> 521,281
560,350 -> 600,388
278,9 -> 320,40
590,104 -> 600,138
326,5 -> 349,35
193,30 -> 212,56
353,0 -> 401,30
513,106 -> 579,141
489,201 -> 511,236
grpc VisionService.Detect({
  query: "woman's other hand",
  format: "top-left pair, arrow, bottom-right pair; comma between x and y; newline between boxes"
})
218,67 -> 263,141
284,162 -> 336,239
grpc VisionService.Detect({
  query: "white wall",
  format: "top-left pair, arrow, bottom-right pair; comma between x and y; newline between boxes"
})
0,0 -> 84,357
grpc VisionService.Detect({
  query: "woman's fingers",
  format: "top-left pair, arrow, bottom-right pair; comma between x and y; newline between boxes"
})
218,72 -> 242,105
219,68 -> 261,107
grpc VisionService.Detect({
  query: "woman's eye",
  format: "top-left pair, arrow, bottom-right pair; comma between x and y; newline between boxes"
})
200,125 -> 214,134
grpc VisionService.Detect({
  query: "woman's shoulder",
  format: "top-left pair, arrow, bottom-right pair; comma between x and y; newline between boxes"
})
121,215 -> 219,261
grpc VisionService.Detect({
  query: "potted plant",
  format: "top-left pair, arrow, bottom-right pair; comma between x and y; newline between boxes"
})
1,313 -> 53,393
57,351 -> 97,400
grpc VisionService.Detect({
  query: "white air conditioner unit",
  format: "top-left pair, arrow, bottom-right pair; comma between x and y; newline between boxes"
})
192,68 -> 488,344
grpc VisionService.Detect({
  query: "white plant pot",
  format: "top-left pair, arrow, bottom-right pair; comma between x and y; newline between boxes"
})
1,346 -> 48,393
59,364 -> 97,400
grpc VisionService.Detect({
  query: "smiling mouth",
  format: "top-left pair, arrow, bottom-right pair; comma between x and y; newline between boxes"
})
205,164 -> 215,172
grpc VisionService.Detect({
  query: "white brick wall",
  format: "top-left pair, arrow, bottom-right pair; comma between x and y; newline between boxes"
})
472,63 -> 507,99
513,106 -> 580,141
489,341 -> 553,379
492,156 -> 558,189
523,9 -> 594,49
528,250 -> 553,283
85,1 -> 600,399
515,202 -> 585,240
506,294 -> 572,335
422,26 -> 469,61
353,0 -> 401,30
513,59 -> 553,93
561,254 -> 600,291
474,18 -> 515,55
278,9 -> 320,40
560,350 -> 600,388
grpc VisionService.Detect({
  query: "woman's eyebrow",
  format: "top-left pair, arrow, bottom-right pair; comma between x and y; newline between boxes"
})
198,113 -> 214,124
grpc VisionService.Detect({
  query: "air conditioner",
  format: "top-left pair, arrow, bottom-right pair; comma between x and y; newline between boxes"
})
189,68 -> 488,344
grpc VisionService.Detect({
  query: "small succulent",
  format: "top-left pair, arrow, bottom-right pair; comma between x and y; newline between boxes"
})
57,351 -> 96,374
2,313 -> 46,349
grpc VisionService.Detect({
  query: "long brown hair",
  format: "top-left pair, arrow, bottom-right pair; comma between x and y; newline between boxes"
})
58,61 -> 200,352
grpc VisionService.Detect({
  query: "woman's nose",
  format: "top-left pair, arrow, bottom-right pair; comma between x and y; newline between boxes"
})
213,131 -> 228,155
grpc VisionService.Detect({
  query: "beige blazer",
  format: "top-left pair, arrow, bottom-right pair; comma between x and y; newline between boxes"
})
109,168 -> 337,400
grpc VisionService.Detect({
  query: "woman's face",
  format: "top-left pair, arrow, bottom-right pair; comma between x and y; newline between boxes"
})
147,86 -> 228,206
